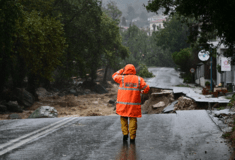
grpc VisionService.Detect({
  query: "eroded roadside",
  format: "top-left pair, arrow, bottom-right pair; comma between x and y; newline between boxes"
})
0,81 -> 119,120
1,83 -> 235,158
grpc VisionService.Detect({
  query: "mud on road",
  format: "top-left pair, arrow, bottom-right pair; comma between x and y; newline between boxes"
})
0,84 -> 200,120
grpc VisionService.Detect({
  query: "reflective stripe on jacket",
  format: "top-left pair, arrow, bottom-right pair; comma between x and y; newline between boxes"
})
112,64 -> 150,118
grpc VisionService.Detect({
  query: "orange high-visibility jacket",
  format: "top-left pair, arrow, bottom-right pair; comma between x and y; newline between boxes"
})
112,64 -> 150,118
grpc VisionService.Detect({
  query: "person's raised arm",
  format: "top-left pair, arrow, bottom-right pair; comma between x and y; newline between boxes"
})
112,68 -> 124,84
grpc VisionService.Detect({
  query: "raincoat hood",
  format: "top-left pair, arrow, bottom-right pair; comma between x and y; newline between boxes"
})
123,64 -> 136,75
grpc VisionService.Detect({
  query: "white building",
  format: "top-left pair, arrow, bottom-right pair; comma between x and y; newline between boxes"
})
148,15 -> 163,21
195,38 -> 235,90
149,19 -> 165,36
210,41 -> 235,88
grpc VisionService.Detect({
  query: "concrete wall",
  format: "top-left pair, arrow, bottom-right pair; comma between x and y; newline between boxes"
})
195,77 -> 211,87
216,47 -> 235,86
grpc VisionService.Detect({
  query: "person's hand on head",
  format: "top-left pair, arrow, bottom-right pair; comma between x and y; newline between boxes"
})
122,67 -> 125,74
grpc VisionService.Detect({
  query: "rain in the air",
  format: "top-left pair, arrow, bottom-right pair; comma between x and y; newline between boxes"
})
1,0 -> 235,159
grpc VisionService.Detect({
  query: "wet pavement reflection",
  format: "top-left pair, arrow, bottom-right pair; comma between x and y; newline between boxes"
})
115,141 -> 138,160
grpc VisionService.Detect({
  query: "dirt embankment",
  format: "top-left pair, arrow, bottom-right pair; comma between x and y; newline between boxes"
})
0,67 -> 199,120
0,81 -> 119,120
0,84 -> 200,120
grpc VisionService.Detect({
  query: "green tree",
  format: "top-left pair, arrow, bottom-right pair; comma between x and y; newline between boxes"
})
137,63 -> 154,78
0,0 -> 23,92
154,15 -> 190,53
172,48 -> 192,72
53,0 -> 103,83
145,0 -> 235,57
0,0 -> 67,97
144,34 -> 175,67
121,17 -> 127,26
102,1 -> 122,24
152,24 -> 156,32
100,13 -> 129,82
53,0 -> 128,84
15,1 -> 67,96
16,10 -> 67,81
120,24 -> 175,68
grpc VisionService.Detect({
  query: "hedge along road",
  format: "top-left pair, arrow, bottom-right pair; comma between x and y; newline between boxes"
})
0,111 -> 232,160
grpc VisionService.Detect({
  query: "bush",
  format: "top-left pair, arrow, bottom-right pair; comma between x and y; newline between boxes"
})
222,132 -> 231,138
228,94 -> 235,106
137,63 -> 155,78
183,73 -> 193,83
216,64 -> 224,74
172,48 -> 192,72
205,81 -> 210,86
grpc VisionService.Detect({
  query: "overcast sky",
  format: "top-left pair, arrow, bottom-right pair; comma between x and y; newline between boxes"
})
101,0 -> 161,18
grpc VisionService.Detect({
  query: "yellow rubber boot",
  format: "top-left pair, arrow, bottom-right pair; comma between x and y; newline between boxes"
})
120,116 -> 129,136
129,117 -> 137,140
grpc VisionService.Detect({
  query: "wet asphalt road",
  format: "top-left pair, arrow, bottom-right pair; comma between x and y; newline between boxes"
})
144,67 -> 183,88
0,67 -> 232,159
0,111 -> 232,160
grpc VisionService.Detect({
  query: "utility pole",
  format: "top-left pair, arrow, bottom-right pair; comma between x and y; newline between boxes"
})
210,56 -> 213,91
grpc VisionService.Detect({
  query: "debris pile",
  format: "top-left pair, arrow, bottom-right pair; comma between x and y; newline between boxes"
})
0,80 -> 118,120
141,88 -> 174,114
141,88 -> 198,114
36,87 -> 52,99
174,96 -> 197,111
14,88 -> 35,108
152,101 -> 165,108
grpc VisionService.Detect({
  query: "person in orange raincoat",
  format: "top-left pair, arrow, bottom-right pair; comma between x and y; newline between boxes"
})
112,64 -> 150,143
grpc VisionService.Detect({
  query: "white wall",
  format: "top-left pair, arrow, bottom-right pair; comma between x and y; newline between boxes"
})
195,77 -> 211,87
149,22 -> 164,31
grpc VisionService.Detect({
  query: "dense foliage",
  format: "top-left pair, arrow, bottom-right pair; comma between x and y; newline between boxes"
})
102,1 -> 122,24
0,0 -> 129,96
100,12 -> 129,81
137,63 -> 154,78
145,0 -> 235,58
0,0 -> 67,95
52,0 -> 104,83
151,14 -> 195,80
172,48 -> 192,72
0,0 -> 23,92
2,0 -> 202,97
154,15 -> 190,53
120,24 -> 175,68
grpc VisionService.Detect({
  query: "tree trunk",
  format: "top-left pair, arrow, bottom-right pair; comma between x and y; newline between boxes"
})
0,55 -> 9,93
43,78 -> 51,89
11,55 -> 26,88
103,65 -> 109,83
27,73 -> 39,101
